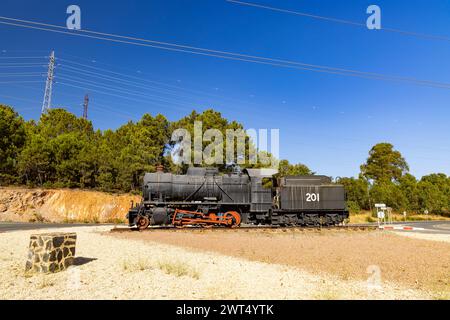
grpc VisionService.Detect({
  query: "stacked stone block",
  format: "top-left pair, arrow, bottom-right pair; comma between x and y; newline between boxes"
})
25,232 -> 77,273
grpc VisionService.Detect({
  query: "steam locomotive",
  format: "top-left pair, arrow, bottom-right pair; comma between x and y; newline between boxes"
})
127,166 -> 348,230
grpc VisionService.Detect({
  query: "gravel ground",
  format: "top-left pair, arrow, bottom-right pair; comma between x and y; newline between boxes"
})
0,226 -> 441,300
394,232 -> 450,243
111,228 -> 450,296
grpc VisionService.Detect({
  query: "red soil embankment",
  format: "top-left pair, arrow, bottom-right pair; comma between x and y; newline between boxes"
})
0,187 -> 140,223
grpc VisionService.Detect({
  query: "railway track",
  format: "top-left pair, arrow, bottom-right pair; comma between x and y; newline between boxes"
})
110,224 -> 378,233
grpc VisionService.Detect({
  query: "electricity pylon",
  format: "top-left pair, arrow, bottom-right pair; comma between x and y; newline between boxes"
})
83,94 -> 89,119
41,50 -> 55,114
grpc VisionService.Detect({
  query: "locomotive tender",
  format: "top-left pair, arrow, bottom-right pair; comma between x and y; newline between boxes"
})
127,166 -> 349,230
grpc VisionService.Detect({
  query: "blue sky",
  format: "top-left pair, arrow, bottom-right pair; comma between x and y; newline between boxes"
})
0,0 -> 449,178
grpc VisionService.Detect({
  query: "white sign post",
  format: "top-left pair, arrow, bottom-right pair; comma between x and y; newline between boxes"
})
375,203 -> 387,226
386,207 -> 393,224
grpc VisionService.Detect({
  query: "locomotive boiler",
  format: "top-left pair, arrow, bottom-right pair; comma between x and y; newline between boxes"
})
127,166 -> 349,230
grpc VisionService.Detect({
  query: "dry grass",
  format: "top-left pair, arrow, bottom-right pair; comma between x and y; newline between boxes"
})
349,211 -> 450,224
121,257 -> 152,272
433,291 -> 450,300
120,256 -> 200,279
313,289 -> 339,300
114,229 -> 450,294
157,260 -> 200,279
348,213 -> 377,224
37,275 -> 54,289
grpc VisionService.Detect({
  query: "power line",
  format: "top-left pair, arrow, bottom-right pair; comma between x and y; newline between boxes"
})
1,17 -> 450,90
56,82 -> 248,119
55,59 -> 266,113
8,83 -> 46,93
48,85 -> 139,119
50,87 -> 140,119
0,71 -> 46,74
228,0 -> 365,27
0,18 -> 426,80
57,59 -> 213,93
0,93 -> 40,104
57,64 -> 198,97
89,102 -> 137,120
0,80 -> 43,84
0,49 -> 49,53
0,72 -> 46,76
0,62 -> 46,66
0,56 -> 46,59
57,72 -> 191,103
226,0 -> 450,43
56,58 -> 261,107
56,51 -> 264,108
57,75 -> 202,110
54,60 -> 284,122
0,15 -> 443,81
57,64 -> 232,106
55,69 -> 269,117
0,65 -> 46,68
0,75 -> 44,78
6,89 -> 162,120
58,50 -> 195,85
57,82 -> 188,111
0,20 -> 334,75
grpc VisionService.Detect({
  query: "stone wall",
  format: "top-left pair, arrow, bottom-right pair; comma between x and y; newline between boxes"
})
25,232 -> 77,273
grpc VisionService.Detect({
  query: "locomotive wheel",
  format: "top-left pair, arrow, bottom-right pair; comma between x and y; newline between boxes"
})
136,215 -> 150,231
224,211 -> 241,228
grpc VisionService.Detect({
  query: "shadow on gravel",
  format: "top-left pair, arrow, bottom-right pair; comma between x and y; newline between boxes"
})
73,257 -> 97,266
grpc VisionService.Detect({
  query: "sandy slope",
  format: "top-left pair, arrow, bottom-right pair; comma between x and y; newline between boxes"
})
0,226 -> 437,300
0,187 -> 139,223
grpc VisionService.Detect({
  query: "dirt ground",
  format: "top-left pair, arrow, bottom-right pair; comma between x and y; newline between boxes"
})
394,232 -> 450,243
111,228 -> 450,295
0,226 -> 443,300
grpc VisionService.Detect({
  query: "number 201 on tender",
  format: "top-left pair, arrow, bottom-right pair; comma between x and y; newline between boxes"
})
306,193 -> 320,202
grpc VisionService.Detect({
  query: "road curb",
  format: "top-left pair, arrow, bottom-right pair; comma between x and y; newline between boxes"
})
379,225 -> 425,231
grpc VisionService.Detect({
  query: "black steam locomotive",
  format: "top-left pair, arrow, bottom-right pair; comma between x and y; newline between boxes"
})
127,166 -> 348,230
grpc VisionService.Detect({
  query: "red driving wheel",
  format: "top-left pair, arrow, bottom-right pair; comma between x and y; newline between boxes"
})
136,216 -> 150,230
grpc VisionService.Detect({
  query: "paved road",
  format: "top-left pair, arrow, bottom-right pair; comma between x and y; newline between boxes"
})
367,220 -> 450,234
0,222 -> 114,233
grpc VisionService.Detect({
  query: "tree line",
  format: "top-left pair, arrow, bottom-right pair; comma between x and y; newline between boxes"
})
338,143 -> 449,215
0,104 -> 448,215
